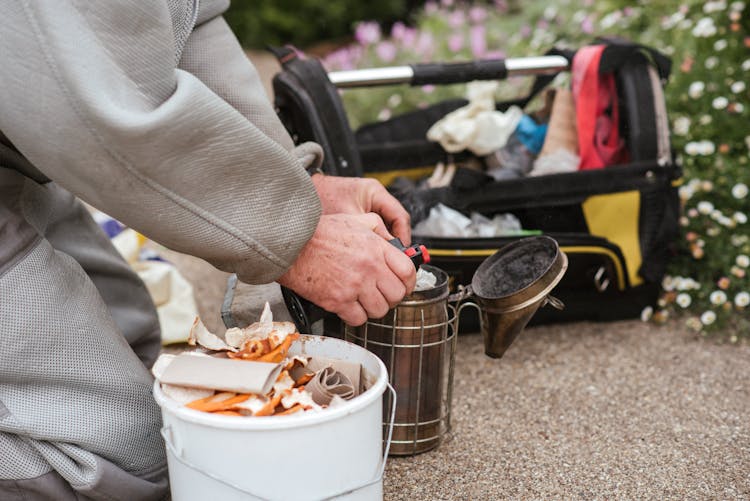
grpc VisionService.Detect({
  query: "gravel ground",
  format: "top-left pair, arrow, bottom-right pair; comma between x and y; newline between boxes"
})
159,50 -> 750,500
384,320 -> 750,500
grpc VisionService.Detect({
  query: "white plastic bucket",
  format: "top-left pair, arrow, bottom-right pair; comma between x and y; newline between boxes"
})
154,335 -> 394,501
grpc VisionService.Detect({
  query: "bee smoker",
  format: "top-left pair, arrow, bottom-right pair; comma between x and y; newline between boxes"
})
345,236 -> 568,455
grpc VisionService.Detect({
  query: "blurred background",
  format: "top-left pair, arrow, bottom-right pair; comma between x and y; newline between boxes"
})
219,0 -> 748,339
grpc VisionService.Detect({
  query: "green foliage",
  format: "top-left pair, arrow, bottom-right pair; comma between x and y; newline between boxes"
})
321,0 -> 749,338
224,0 -> 411,49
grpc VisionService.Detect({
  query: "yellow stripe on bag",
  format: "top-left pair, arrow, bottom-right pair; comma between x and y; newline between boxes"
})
427,246 -> 626,290
581,190 -> 643,287
365,166 -> 436,186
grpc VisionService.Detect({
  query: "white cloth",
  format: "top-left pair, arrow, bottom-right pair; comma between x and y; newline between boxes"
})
112,229 -> 199,345
427,81 -> 523,156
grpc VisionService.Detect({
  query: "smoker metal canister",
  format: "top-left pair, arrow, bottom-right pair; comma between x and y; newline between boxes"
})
345,265 -> 455,456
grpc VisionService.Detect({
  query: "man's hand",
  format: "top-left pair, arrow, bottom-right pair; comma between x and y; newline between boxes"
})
311,175 -> 412,246
278,213 -> 416,326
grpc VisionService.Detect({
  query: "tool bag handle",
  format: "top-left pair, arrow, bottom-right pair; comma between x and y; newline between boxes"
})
327,54 -> 570,88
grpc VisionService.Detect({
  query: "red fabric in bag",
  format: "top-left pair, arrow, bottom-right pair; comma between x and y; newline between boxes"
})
572,45 -> 629,170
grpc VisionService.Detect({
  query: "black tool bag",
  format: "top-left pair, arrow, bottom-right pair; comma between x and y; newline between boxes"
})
270,40 -> 681,328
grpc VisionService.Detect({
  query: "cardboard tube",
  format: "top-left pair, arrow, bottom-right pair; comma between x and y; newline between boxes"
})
158,354 -> 283,395
539,88 -> 578,157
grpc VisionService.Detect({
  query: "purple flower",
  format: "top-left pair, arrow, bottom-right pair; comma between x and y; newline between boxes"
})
401,27 -> 418,47
375,41 -> 397,63
355,22 -> 381,45
470,25 -> 486,58
416,31 -> 435,58
448,10 -> 465,29
425,1 -> 438,15
422,85 -> 436,94
441,0 -> 454,7
520,24 -> 532,38
493,0 -> 508,13
391,21 -> 407,41
322,49 -> 348,70
581,15 -> 594,34
325,46 -> 363,71
448,33 -> 464,52
537,19 -> 549,30
469,6 -> 488,24
485,49 -> 505,59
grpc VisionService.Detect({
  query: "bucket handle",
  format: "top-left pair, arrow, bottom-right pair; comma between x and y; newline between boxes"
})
160,382 -> 398,501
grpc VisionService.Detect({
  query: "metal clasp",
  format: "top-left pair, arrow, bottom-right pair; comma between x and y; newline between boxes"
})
594,266 -> 610,292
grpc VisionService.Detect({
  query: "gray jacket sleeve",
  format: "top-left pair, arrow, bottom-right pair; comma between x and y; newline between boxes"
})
0,0 -> 323,284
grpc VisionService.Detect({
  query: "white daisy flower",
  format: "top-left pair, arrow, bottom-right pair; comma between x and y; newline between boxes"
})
714,39 -> 728,51
735,292 -> 750,308
732,81 -> 747,93
543,6 -> 558,19
679,18 -> 694,30
699,141 -> 716,155
700,310 -> 717,325
731,235 -> 749,246
686,317 -> 703,332
703,0 -> 727,12
730,1 -> 745,11
705,56 -> 720,69
673,116 -> 691,135
701,180 -> 714,191
679,185 -> 695,200
697,201 -> 715,214
733,103 -> 745,113
688,81 -> 705,98
737,254 -> 750,268
699,114 -> 713,125
600,11 -> 622,29
719,216 -> 735,228
712,96 -> 729,109
676,293 -> 692,308
742,59 -> 750,71
710,290 -> 728,305
662,276 -> 675,291
641,306 -> 654,322
732,183 -> 749,199
734,212 -> 748,224
692,17 -> 718,37
675,277 -> 688,291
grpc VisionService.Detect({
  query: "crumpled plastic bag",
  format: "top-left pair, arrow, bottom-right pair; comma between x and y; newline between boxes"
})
412,203 -> 522,238
426,81 -> 523,156
110,227 -> 200,345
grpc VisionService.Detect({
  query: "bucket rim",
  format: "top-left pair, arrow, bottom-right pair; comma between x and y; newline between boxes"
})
153,336 -> 388,431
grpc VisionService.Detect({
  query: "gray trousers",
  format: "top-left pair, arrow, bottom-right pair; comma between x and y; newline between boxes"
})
0,168 -> 169,500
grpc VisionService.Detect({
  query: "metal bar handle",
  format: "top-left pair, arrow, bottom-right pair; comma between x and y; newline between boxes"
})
327,55 -> 569,88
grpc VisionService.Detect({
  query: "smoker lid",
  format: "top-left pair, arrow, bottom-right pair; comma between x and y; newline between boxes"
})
471,236 -> 560,300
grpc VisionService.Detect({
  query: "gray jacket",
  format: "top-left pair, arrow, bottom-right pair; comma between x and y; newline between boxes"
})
0,0 -> 323,285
